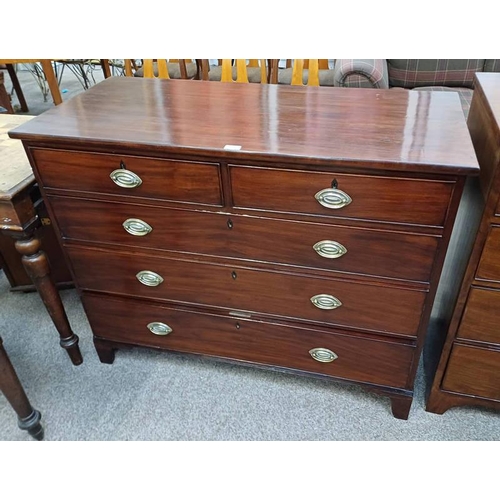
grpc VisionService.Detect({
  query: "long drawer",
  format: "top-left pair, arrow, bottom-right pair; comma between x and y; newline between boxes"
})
82,293 -> 414,389
476,226 -> 500,283
230,165 -> 454,227
442,344 -> 500,401
50,196 -> 439,282
66,245 -> 426,337
31,148 -> 223,206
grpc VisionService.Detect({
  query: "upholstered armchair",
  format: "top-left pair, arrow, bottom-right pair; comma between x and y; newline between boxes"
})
333,59 -> 500,118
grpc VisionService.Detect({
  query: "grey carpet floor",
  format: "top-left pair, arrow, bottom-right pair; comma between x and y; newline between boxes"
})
0,63 -> 499,441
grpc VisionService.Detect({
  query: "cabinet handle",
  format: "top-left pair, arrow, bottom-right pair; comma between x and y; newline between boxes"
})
309,348 -> 338,363
310,294 -> 342,310
123,218 -> 153,236
315,188 -> 352,209
110,169 -> 143,188
313,240 -> 347,259
136,270 -> 164,287
147,322 -> 172,336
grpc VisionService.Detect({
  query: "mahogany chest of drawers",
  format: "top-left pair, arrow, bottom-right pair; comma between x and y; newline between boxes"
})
10,77 -> 479,419
426,73 -> 500,415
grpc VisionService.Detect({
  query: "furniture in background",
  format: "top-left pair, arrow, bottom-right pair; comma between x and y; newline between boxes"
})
333,59 -> 500,118
0,71 -> 14,113
10,77 -> 479,420
425,73 -> 500,415
125,59 -> 199,79
0,60 -> 62,107
0,336 -> 44,440
0,114 -> 81,365
276,59 -> 335,86
202,59 -> 271,83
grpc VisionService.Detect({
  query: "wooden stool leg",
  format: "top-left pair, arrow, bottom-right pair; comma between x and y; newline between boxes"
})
5,64 -> 29,112
14,234 -> 83,366
0,337 -> 44,440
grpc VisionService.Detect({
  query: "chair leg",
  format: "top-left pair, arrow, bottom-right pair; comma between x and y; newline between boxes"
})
0,71 -> 14,113
5,64 -> 29,112
0,337 -> 44,440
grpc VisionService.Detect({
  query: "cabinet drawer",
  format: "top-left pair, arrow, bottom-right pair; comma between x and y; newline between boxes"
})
457,287 -> 500,344
67,246 -> 426,337
442,344 -> 500,401
82,293 -> 414,389
51,197 -> 439,283
476,226 -> 500,282
230,165 -> 454,227
31,149 -> 222,206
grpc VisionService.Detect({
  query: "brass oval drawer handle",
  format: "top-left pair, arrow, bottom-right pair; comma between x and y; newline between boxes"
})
136,270 -> 164,287
123,218 -> 153,236
315,188 -> 352,210
310,294 -> 342,310
110,169 -> 143,188
147,322 -> 172,336
309,348 -> 338,363
313,240 -> 347,259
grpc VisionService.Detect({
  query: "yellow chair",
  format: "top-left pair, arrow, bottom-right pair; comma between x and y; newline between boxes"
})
124,59 -> 199,79
278,59 -> 335,86
202,59 -> 273,84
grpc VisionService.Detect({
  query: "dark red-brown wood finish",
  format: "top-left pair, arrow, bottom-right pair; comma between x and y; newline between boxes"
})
426,73 -> 500,415
10,77 -> 479,420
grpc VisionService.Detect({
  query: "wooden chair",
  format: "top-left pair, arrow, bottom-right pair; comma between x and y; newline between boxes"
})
124,59 -> 199,79
277,59 -> 335,86
202,59 -> 273,84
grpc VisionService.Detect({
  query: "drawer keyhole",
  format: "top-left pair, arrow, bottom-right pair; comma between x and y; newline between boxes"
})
231,271 -> 237,280
227,219 -> 233,229
120,160 -> 127,169
331,178 -> 338,189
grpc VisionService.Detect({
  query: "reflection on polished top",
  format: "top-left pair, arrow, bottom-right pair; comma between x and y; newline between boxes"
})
9,77 -> 479,175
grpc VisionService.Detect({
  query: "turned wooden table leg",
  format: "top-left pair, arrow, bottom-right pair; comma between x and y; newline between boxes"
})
0,337 -> 44,440
13,233 -> 82,366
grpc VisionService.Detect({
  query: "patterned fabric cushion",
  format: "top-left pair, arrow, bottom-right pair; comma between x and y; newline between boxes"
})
388,60 -> 485,89
278,68 -> 335,86
134,62 -> 198,79
484,60 -> 500,72
411,86 -> 473,119
208,65 -> 264,83
333,59 -> 389,88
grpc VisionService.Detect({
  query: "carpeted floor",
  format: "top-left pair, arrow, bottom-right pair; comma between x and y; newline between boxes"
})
0,63 -> 499,441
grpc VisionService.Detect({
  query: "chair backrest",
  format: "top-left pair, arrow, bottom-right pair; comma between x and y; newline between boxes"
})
289,59 -> 327,86
124,59 -> 191,79
201,59 -> 271,84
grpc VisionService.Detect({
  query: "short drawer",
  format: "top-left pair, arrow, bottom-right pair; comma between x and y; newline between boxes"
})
476,226 -> 500,282
51,197 -> 439,283
31,148 -> 222,206
230,165 -> 454,227
82,293 -> 414,389
457,287 -> 500,344
442,344 -> 500,401
67,245 -> 426,337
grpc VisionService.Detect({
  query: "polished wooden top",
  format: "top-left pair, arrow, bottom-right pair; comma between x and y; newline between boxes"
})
10,77 -> 479,175
0,114 -> 35,201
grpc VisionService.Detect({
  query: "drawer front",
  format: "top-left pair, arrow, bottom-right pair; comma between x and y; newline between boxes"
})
457,287 -> 500,344
32,149 -> 222,206
442,344 -> 500,401
230,165 -> 454,227
67,246 -> 426,337
51,197 -> 439,282
476,226 -> 500,282
82,294 -> 414,389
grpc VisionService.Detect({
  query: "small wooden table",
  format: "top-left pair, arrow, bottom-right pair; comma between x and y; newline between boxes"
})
0,114 -> 82,365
